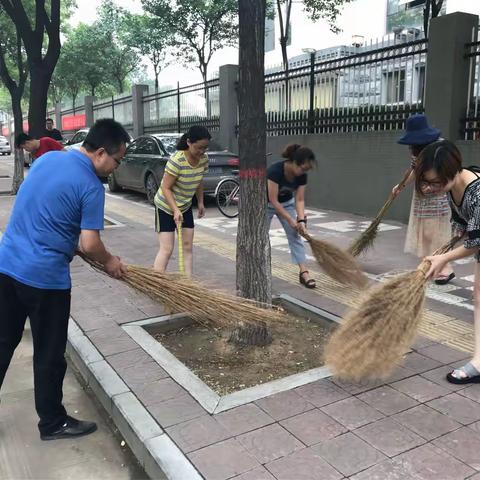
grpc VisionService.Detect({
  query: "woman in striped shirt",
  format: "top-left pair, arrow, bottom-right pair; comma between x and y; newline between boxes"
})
153,126 -> 210,275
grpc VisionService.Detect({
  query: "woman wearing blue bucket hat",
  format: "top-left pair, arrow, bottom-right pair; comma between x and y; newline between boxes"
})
392,114 -> 454,284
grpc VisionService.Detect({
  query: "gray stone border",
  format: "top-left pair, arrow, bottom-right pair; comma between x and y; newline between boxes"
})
66,318 -> 202,480
122,294 -> 336,414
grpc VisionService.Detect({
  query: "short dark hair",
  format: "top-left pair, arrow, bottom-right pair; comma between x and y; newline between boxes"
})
46,118 -> 54,123
15,132 -> 33,148
83,119 -> 130,154
414,140 -> 463,195
176,125 -> 211,150
281,144 -> 316,166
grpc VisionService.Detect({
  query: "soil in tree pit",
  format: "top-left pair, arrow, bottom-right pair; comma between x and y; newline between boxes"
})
155,317 -> 331,395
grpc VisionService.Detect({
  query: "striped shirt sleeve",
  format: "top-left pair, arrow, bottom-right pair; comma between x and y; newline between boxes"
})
165,157 -> 181,178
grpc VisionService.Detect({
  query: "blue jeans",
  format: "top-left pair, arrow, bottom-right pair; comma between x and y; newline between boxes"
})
267,198 -> 306,265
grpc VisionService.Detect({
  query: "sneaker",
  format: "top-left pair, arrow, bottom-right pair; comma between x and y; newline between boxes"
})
40,415 -> 97,441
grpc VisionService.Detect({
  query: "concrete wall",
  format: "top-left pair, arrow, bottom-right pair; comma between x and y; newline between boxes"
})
267,132 -> 480,223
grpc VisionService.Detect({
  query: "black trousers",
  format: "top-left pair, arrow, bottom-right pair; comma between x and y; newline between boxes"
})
0,273 -> 71,434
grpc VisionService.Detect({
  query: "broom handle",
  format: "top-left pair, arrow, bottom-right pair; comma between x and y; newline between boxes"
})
417,235 -> 463,275
375,167 -> 413,219
177,223 -> 185,274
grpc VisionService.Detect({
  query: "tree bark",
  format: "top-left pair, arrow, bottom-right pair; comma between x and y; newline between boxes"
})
11,93 -> 25,193
28,66 -> 54,137
236,0 -> 272,305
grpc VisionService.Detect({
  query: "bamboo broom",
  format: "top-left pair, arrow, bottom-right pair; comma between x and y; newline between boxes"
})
300,232 -> 368,288
324,236 -> 461,381
349,167 -> 413,257
77,252 -> 285,330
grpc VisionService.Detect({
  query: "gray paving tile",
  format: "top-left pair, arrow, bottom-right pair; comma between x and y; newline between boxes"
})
400,352 -> 443,374
106,347 -> 153,370
416,344 -> 469,365
330,377 -> 386,395
354,417 -> 425,457
427,393 -> 480,425
391,375 -> 450,403
295,379 -> 351,407
412,336 -> 437,350
232,466 -> 276,480
255,389 -> 315,420
349,459 -> 418,480
265,447 -> 343,480
88,326 -> 139,357
149,394 -> 207,428
357,385 -> 419,415
392,405 -> 462,441
320,397 -> 384,430
237,424 -> 304,464
166,415 -> 231,453
421,366 -> 469,392
433,427 -> 480,470
214,404 -> 274,437
394,444 -> 475,480
280,408 -> 347,446
459,384 -> 480,403
311,432 -> 386,477
131,378 -> 186,406
188,438 -> 259,480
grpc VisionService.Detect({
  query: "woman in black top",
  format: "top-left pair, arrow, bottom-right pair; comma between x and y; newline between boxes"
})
414,140 -> 480,384
267,144 -> 316,288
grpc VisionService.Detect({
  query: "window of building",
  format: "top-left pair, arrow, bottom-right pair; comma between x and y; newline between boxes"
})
383,69 -> 406,103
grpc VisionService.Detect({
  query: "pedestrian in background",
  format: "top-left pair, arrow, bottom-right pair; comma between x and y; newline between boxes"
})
0,119 -> 129,440
44,118 -> 63,142
392,114 -> 454,284
153,125 -> 210,275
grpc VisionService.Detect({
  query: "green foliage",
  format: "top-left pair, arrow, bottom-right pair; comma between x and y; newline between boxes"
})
142,0 -> 238,81
120,12 -> 174,88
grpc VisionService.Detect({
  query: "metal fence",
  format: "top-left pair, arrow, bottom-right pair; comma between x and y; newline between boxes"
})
265,37 -> 427,135
464,30 -> 480,140
93,94 -> 133,129
143,79 -> 220,134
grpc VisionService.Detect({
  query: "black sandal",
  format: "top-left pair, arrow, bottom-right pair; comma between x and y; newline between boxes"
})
446,362 -> 480,384
299,271 -> 316,289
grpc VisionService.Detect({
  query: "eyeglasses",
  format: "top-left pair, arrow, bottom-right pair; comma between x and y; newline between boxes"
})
419,179 -> 445,191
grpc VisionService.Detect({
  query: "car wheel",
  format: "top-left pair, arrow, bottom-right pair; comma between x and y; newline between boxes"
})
145,173 -> 158,205
108,172 -> 122,192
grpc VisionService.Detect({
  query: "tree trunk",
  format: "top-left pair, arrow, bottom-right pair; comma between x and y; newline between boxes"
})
201,68 -> 211,119
11,91 -> 24,194
236,0 -> 271,306
27,65 -> 52,137
229,321 -> 272,347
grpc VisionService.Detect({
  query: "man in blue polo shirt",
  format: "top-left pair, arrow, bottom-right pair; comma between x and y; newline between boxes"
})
0,118 -> 129,440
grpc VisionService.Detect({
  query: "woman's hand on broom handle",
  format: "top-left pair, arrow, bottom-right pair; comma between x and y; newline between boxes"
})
424,253 -> 449,279
173,208 -> 183,225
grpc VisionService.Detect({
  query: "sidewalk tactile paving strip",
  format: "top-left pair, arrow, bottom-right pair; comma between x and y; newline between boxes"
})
105,198 -> 475,356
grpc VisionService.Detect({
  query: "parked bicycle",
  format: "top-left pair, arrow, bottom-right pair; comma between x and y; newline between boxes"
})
215,153 -> 273,218
215,173 -> 239,218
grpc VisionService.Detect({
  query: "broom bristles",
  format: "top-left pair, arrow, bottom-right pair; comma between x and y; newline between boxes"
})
77,253 -> 285,329
325,236 -> 461,381
349,168 -> 413,258
302,233 -> 368,288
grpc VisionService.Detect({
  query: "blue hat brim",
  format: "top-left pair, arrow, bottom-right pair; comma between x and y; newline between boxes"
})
397,127 -> 441,145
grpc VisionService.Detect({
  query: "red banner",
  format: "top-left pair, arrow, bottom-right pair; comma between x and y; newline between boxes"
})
62,114 -> 86,131
1,127 -> 9,136
22,120 -> 29,132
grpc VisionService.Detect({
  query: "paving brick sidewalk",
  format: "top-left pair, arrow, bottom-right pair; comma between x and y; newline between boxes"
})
2,184 -> 480,479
